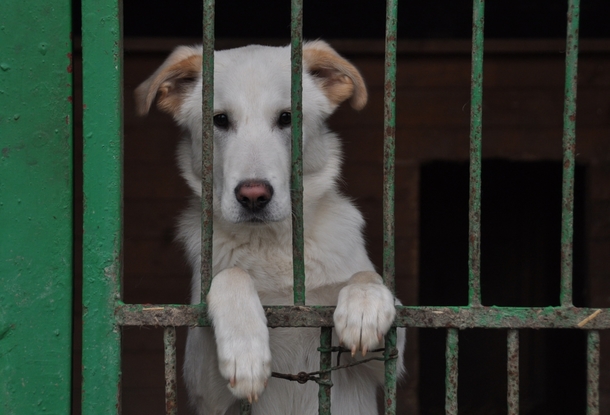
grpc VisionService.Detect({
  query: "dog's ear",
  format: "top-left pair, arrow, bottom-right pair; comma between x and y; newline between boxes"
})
135,46 -> 202,116
303,41 -> 368,111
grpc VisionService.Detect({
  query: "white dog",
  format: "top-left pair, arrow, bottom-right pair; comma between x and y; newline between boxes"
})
136,41 -> 405,415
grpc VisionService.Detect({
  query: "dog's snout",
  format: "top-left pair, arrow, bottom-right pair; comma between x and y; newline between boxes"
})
235,180 -> 274,212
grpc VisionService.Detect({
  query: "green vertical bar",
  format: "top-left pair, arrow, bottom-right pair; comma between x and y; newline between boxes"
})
0,1 -> 73,413
560,0 -> 580,308
318,327 -> 333,415
383,1 -> 398,414
164,327 -> 177,415
507,330 -> 519,415
291,0 -> 305,306
468,0 -> 485,307
200,0 -> 215,300
81,0 -> 123,413
587,331 -> 600,415
445,329 -> 459,415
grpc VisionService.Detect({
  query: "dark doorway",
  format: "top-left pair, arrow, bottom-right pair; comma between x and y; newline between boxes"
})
418,160 -> 587,414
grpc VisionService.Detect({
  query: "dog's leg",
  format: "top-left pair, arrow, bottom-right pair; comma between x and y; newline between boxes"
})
333,271 -> 396,356
207,267 -> 272,403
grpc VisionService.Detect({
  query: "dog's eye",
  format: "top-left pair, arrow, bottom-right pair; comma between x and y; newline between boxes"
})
214,114 -> 229,128
278,112 -> 291,127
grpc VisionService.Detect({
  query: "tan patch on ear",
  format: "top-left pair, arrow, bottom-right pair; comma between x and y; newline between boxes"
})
134,46 -> 202,116
303,41 -> 368,110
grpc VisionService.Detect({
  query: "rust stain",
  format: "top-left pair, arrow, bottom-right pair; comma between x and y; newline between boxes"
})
66,53 -> 73,73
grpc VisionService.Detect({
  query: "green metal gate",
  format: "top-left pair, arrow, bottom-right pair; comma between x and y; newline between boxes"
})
2,0 -> 609,414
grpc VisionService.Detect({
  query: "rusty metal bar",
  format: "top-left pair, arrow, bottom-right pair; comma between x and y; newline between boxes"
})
560,0 -> 580,308
164,327 -> 178,415
507,330 -> 519,415
383,1 -> 398,413
116,304 -> 610,330
290,0 -> 306,306
384,327 -> 399,414
587,330 -> 600,415
200,0 -> 215,301
445,329 -> 459,415
318,327 -> 333,415
239,402 -> 252,415
468,0 -> 485,307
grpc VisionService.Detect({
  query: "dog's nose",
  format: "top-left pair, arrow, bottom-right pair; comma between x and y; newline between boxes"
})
235,180 -> 274,212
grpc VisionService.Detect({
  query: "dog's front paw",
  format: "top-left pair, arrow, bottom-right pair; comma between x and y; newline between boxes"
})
334,271 -> 396,356
208,267 -> 272,402
215,324 -> 271,402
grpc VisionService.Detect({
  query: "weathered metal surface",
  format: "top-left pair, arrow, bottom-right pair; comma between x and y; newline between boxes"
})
81,0 -> 123,413
507,330 -> 519,415
117,304 -> 610,329
587,331 -> 600,415
164,327 -> 178,415
468,0 -> 485,307
291,0 -> 306,306
382,0 -> 398,296
0,1 -> 73,413
200,0 -> 215,300
445,329 -> 459,415
240,400 -> 252,415
560,0 -> 580,308
384,327 -> 398,415
382,2 -> 398,411
318,327 -> 333,414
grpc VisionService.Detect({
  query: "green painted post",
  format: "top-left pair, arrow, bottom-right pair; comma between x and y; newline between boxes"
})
201,0 -> 215,300
560,0 -> 580,308
382,0 -> 398,413
0,1 -> 73,413
291,0 -> 306,307
587,330 -> 600,415
445,329 -> 459,415
468,0 -> 485,307
81,0 -> 123,413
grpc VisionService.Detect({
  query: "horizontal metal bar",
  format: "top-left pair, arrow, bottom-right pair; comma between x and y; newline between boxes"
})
116,304 -> 610,330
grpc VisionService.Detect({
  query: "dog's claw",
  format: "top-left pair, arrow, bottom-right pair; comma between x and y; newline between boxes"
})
378,331 -> 383,343
362,345 -> 368,357
254,394 -> 259,403
248,395 -> 253,404
351,345 -> 357,357
230,377 -> 236,388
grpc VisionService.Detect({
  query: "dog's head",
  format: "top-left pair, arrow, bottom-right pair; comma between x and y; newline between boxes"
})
135,41 -> 367,225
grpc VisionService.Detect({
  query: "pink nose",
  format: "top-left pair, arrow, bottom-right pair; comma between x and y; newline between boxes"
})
235,180 -> 273,212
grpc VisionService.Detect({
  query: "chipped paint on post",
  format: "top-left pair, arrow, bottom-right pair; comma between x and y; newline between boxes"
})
291,0 -> 306,307
445,329 -> 459,415
383,1 -> 399,413
468,0 -> 485,307
81,0 -> 123,413
587,331 -> 600,415
0,1 -> 73,413
318,327 -> 333,414
200,0 -> 215,301
507,330 -> 519,415
164,327 -> 178,415
560,0 -> 580,308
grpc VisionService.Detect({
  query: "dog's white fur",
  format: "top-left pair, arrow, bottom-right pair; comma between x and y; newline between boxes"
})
136,41 -> 406,415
